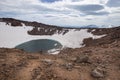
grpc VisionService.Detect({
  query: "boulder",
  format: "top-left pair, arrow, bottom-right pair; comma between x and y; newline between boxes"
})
75,55 -> 90,63
91,67 -> 105,78
64,63 -> 74,71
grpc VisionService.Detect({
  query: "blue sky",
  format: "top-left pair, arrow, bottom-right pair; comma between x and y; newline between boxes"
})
0,0 -> 120,27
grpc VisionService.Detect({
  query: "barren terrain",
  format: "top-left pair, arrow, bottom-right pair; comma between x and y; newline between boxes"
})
0,40 -> 120,80
0,18 -> 120,80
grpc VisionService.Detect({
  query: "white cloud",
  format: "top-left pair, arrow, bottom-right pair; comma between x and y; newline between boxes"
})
0,0 -> 120,27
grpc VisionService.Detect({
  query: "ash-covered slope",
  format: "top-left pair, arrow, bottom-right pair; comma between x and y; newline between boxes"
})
0,18 -> 120,49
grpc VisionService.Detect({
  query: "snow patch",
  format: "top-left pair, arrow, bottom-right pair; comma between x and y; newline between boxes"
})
0,22 -> 106,54
45,29 -> 47,32
54,43 -> 58,46
47,48 -> 61,54
91,29 -> 95,32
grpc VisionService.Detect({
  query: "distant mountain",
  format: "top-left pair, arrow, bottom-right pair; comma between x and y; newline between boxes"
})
80,25 -> 99,28
62,25 -> 99,28
100,25 -> 114,28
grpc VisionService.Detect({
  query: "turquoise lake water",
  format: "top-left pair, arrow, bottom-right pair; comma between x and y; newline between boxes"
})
15,39 -> 62,53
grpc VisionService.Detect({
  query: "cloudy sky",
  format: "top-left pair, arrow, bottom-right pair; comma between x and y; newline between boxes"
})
0,0 -> 120,27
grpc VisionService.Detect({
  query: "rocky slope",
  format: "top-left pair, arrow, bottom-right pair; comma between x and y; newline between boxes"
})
0,40 -> 120,80
0,18 -> 72,35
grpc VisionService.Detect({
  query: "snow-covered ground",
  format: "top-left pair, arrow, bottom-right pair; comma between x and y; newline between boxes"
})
0,22 -> 106,54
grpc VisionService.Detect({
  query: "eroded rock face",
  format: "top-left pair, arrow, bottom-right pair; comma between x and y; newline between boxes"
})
83,27 -> 120,47
1,18 -> 23,26
11,21 -> 22,26
111,28 -> 120,39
